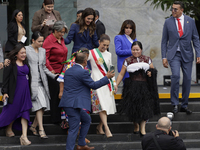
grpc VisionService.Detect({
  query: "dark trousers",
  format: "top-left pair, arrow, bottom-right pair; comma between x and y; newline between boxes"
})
47,76 -> 61,124
63,107 -> 91,150
168,52 -> 193,108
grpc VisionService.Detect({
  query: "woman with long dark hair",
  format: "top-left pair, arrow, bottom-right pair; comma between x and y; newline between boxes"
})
5,9 -> 26,54
0,43 -> 32,145
114,20 -> 137,81
64,7 -> 99,54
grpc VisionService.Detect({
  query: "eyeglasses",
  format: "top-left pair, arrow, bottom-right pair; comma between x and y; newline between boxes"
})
59,31 -> 65,34
170,7 -> 178,12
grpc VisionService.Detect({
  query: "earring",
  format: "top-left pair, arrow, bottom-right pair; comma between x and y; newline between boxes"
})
14,56 -> 17,60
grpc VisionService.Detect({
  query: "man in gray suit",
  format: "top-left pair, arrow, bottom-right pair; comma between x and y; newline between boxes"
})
161,1 -> 200,114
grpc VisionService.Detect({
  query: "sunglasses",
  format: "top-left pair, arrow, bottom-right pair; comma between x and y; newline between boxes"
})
170,7 -> 178,12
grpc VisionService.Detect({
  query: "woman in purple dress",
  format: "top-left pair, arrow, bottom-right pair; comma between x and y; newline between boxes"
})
0,43 -> 32,145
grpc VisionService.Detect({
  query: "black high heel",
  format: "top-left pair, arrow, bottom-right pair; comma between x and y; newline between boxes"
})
96,128 -> 105,135
133,131 -> 140,134
139,131 -> 146,137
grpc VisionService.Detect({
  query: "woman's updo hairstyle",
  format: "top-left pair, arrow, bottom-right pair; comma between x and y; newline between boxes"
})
99,34 -> 110,42
131,41 -> 143,50
31,31 -> 43,43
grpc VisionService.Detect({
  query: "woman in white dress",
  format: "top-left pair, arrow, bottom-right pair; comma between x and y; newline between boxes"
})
88,34 -> 117,137
26,31 -> 56,138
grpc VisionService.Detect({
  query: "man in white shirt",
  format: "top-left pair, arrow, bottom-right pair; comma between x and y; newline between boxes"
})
161,1 -> 200,114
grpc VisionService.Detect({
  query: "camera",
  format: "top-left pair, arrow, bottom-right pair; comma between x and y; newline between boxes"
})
167,112 -> 176,136
167,112 -> 174,121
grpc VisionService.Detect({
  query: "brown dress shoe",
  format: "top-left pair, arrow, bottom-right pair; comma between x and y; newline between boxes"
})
76,145 -> 95,150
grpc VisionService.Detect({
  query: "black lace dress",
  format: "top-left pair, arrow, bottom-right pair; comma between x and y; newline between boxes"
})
120,55 -> 160,123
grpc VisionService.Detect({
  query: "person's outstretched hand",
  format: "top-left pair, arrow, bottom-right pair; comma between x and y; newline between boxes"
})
106,70 -> 115,79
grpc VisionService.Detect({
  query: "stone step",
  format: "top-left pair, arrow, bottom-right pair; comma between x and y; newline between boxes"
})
28,112 -> 200,125
0,139 -> 200,150
1,101 -> 200,115
0,132 -> 200,145
1,121 -> 200,136
91,112 -> 200,122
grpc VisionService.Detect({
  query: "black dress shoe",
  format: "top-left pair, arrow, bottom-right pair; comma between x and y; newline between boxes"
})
172,105 -> 178,114
180,107 -> 192,115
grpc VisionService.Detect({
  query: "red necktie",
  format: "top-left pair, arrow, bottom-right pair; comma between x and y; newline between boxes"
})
177,18 -> 183,37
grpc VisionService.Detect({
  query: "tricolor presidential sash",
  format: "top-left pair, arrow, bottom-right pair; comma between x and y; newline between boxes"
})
91,48 -> 114,95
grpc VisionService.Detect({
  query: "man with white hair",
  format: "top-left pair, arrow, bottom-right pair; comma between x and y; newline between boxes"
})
142,117 -> 186,150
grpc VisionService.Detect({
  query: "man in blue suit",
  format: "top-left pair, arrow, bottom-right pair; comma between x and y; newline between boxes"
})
161,1 -> 200,114
59,52 -> 115,150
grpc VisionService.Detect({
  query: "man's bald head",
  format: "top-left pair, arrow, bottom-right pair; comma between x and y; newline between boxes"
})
157,117 -> 171,129
75,52 -> 87,65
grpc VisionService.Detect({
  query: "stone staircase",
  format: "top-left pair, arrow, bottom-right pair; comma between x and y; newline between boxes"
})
0,99 -> 200,150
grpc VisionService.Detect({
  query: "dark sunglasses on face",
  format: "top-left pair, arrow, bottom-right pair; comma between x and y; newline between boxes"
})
170,7 -> 178,12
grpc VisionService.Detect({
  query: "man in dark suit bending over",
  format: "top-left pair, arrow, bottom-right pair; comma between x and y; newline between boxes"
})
59,52 -> 115,150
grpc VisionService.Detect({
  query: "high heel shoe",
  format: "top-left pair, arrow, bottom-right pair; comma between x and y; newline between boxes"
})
96,128 -> 105,135
29,126 -> 38,136
133,131 -> 140,134
20,136 -> 31,145
139,131 -> 146,137
105,130 -> 113,138
39,130 -> 48,139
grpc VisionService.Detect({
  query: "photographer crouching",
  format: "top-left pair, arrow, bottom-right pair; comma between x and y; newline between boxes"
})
142,117 -> 186,150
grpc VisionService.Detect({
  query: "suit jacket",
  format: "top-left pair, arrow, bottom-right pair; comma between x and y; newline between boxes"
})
26,45 -> 56,100
31,8 -> 62,39
43,33 -> 68,73
161,15 -> 200,62
59,64 -> 109,112
1,63 -> 31,104
96,19 -> 105,40
114,34 -> 137,79
64,23 -> 99,54
142,130 -> 186,150
5,22 -> 26,53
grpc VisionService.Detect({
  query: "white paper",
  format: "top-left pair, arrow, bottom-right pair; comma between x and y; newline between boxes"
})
21,36 -> 27,43
46,19 -> 55,26
3,97 -> 7,106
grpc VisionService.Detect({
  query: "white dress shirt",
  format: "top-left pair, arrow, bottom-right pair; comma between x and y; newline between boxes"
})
175,13 -> 184,51
76,63 -> 84,69
175,13 -> 184,33
125,34 -> 133,44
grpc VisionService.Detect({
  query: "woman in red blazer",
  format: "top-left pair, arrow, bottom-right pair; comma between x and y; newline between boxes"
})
43,21 -> 68,124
